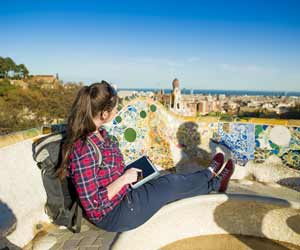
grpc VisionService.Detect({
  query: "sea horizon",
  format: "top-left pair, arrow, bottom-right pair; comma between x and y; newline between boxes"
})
119,88 -> 300,97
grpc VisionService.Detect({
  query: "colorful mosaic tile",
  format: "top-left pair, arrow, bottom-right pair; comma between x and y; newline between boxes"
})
253,149 -> 272,163
147,104 -> 218,168
255,125 -> 300,169
148,104 -> 174,169
281,150 -> 300,170
104,98 -> 300,170
255,125 -> 291,155
175,122 -> 212,166
290,127 -> 300,151
104,100 -> 149,164
212,123 -> 255,165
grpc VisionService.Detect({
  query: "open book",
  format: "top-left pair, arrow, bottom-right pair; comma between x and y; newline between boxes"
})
125,155 -> 160,189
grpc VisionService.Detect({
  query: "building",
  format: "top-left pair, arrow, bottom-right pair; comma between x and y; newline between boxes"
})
276,103 -> 291,114
31,75 -> 58,84
153,78 -> 194,116
153,79 -> 300,118
170,78 -> 182,110
30,74 -> 60,89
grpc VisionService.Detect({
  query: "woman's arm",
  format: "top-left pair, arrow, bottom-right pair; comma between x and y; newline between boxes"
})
106,168 -> 142,199
71,147 -> 142,212
71,150 -> 113,211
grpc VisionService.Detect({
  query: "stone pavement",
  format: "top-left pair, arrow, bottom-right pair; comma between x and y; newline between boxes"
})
22,219 -> 118,250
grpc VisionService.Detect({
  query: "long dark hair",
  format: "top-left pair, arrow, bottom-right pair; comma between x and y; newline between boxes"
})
57,81 -> 118,179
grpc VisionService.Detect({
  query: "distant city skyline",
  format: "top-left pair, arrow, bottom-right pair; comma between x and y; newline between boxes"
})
1,0 -> 300,91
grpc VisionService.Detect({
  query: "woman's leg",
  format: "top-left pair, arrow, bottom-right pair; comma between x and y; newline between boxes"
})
95,169 -> 220,232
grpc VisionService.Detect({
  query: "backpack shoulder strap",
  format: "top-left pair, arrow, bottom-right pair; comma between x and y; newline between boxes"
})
68,197 -> 82,233
33,132 -> 64,162
86,137 -> 103,167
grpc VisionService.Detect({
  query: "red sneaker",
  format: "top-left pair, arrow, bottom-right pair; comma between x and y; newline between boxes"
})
209,153 -> 224,177
218,159 -> 234,192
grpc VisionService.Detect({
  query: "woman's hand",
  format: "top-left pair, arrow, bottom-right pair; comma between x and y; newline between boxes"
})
121,168 -> 142,185
107,168 -> 142,200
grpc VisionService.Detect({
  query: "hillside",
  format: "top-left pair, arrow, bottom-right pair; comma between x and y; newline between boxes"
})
0,79 -> 81,135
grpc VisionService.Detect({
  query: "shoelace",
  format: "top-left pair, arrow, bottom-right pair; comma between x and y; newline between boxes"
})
209,160 -> 219,176
219,167 -> 231,179
210,160 -> 219,170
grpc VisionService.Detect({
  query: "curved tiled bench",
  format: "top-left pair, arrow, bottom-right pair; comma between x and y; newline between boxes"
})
111,194 -> 300,250
1,98 -> 300,248
0,137 -> 49,248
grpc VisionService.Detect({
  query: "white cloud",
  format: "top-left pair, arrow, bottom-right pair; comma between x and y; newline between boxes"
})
219,63 -> 274,74
187,57 -> 201,63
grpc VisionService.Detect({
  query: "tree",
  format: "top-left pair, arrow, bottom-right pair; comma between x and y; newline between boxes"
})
0,57 -> 5,78
4,57 -> 17,78
0,57 -> 29,79
15,64 -> 29,79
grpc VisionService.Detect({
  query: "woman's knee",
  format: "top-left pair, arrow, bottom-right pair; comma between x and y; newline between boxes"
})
163,174 -> 190,192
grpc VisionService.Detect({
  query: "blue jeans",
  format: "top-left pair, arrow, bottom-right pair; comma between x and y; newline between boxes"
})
95,169 -> 220,232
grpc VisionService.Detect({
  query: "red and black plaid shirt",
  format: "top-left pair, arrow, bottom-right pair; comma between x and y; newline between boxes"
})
68,128 -> 130,223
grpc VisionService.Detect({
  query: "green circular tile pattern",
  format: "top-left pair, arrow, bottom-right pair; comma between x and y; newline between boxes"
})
150,104 -> 157,112
140,110 -> 147,118
124,128 -> 137,142
115,116 -> 122,123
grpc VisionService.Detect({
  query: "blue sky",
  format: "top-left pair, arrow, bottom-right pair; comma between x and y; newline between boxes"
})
1,0 -> 300,91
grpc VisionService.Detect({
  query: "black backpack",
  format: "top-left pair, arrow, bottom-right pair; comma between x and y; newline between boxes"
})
32,131 -> 102,233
